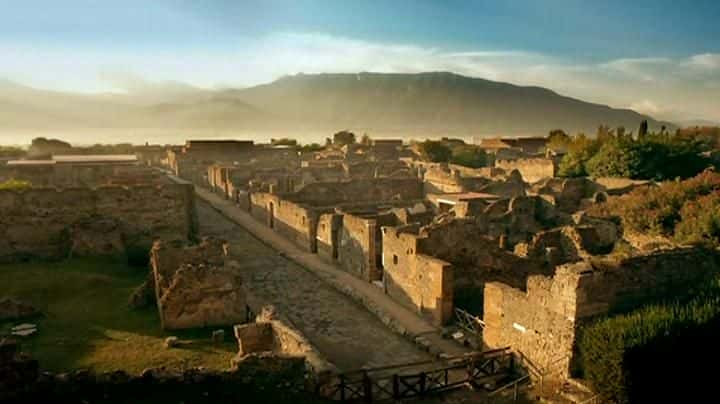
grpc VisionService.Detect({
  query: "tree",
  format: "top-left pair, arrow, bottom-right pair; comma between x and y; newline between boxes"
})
419,140 -> 452,162
332,130 -> 356,146
638,120 -> 648,139
450,146 -> 489,168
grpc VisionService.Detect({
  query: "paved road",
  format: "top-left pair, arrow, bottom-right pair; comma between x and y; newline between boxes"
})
196,199 -> 433,371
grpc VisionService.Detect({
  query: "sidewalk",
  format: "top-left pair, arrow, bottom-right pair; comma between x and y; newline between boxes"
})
194,186 -> 470,358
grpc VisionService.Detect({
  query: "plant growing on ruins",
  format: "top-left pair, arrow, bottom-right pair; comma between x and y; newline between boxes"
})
449,145 -> 489,168
332,130 -> 356,146
588,170 -> 720,245
673,192 -> 720,247
418,140 -> 452,162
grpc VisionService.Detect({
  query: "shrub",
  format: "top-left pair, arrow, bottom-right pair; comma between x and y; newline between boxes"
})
673,192 -> 720,247
449,146 -> 489,168
579,284 -> 720,403
558,129 -> 713,180
419,140 -> 452,163
587,170 -> 720,244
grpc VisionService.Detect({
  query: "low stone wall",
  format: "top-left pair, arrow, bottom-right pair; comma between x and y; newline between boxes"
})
235,306 -> 337,376
0,183 -> 197,263
0,338 -> 309,403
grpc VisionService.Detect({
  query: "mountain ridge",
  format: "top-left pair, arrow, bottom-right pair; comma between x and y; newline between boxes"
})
0,72 -> 673,135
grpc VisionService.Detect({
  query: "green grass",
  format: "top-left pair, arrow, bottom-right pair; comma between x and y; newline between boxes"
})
0,258 -> 237,374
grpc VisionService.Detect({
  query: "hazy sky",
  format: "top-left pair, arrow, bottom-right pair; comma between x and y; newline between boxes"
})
1,0 -> 719,122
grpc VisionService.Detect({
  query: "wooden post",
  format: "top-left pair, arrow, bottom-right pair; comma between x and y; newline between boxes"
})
393,374 -> 399,399
339,375 -> 346,402
363,371 -> 372,403
419,372 -> 427,395
513,380 -> 519,401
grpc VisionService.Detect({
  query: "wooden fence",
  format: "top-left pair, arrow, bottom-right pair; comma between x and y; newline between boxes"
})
319,347 -> 515,402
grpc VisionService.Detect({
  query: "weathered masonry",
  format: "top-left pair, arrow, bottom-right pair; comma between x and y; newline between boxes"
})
0,183 -> 197,262
151,237 -> 247,330
248,178 -> 424,253
483,247 -> 720,377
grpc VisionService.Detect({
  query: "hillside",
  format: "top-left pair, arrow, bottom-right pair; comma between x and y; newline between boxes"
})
0,72 -> 670,135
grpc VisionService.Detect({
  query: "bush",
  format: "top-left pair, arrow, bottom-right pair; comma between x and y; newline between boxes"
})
579,283 -> 720,403
449,146 -> 489,168
673,192 -> 720,247
419,140 -> 452,162
587,170 -> 720,244
558,128 -> 713,180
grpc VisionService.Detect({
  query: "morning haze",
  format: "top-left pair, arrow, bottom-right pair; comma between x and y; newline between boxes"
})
1,1 -> 719,403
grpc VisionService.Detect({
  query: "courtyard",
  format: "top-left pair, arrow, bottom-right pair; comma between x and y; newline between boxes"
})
0,258 -> 236,374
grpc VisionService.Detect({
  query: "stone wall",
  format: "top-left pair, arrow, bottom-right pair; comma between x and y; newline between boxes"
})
337,213 -> 380,282
316,213 -> 341,263
249,193 -> 319,252
495,158 -> 555,183
151,238 -> 247,330
0,338 -> 310,403
5,164 -> 169,188
289,178 -> 423,206
0,183 -> 197,263
483,247 -> 720,377
381,226 -> 454,325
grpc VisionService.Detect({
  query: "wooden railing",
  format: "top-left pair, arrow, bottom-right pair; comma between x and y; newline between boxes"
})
320,348 -> 515,402
454,307 -> 485,336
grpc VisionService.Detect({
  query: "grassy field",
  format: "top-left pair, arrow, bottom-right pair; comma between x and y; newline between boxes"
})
0,258 -> 237,374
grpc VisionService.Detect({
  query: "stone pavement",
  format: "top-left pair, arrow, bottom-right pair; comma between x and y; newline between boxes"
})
196,198 -> 435,371
194,187 -> 471,361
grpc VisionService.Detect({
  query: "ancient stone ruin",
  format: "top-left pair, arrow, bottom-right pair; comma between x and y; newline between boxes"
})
150,237 -> 247,330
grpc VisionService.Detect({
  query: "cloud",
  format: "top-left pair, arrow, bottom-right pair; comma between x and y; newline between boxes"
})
1,32 -> 719,122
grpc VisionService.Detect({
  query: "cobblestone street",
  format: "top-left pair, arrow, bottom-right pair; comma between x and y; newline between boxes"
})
196,199 -> 432,371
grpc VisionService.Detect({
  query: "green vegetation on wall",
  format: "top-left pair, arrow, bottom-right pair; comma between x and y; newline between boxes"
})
588,170 -> 720,247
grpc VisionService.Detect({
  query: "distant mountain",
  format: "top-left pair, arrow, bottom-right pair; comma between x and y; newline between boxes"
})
0,72 -> 671,135
677,119 -> 720,128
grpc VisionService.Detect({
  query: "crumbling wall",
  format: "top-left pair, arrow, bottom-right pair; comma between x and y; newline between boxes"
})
381,226 -> 453,325
234,307 -> 336,375
474,196 -> 563,248
0,184 -> 197,263
151,238 -> 246,330
417,219 -> 547,313
290,178 -> 423,206
495,158 -> 555,183
483,247 -> 720,377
